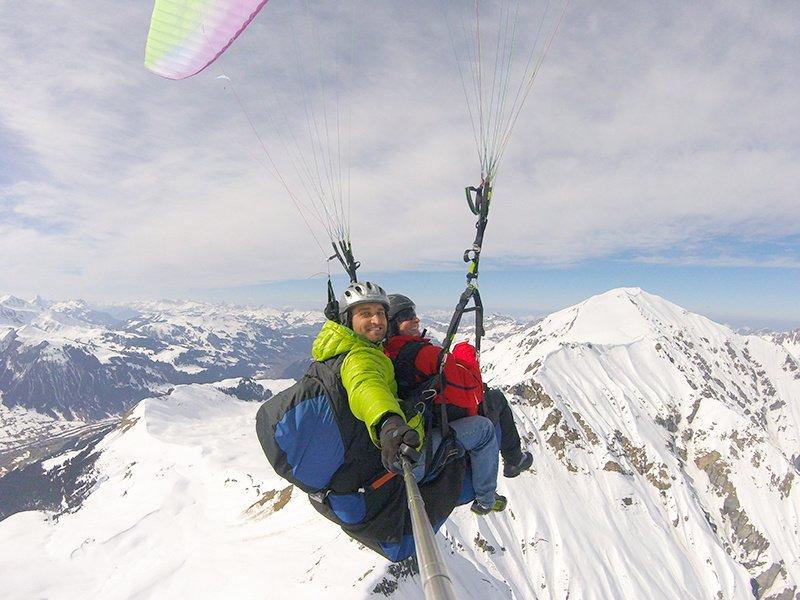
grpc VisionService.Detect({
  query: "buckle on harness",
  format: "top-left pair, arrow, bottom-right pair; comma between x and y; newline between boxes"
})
422,388 -> 437,402
308,490 -> 330,504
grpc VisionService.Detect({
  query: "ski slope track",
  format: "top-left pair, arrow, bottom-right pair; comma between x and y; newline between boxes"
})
1,288 -> 798,599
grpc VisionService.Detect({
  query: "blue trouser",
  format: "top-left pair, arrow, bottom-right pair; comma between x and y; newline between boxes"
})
412,415 -> 499,507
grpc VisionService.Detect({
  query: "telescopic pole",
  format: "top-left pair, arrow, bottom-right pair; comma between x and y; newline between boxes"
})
401,457 -> 459,600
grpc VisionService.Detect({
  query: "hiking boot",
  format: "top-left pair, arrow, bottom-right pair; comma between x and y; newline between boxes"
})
470,494 -> 507,516
503,451 -> 533,478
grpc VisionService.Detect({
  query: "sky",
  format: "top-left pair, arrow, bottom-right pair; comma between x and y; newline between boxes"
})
0,1 -> 798,329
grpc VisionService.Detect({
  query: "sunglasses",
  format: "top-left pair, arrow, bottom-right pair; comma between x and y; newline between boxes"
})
393,308 -> 417,323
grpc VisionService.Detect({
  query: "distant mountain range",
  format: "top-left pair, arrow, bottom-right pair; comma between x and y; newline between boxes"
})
0,294 -> 324,449
1,288 -> 797,599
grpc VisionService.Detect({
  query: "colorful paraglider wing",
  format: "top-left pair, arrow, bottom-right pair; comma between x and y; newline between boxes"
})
145,0 -> 269,80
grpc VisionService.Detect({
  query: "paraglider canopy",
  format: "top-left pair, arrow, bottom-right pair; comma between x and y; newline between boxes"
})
145,0 -> 270,80
145,0 -> 361,282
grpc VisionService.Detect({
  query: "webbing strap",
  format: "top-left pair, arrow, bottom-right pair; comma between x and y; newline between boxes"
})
436,178 -> 492,436
423,429 -> 465,483
370,470 -> 396,490
392,341 -> 430,398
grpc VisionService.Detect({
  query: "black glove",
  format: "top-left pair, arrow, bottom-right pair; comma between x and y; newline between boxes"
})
324,299 -> 340,322
324,279 -> 340,322
379,415 -> 421,473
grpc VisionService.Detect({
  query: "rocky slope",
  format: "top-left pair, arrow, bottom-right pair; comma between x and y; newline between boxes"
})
769,329 -> 800,364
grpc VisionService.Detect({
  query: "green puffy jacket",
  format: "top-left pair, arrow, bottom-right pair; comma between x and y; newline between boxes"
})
312,320 -> 424,447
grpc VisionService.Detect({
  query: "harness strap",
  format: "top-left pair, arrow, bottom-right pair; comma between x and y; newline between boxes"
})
370,470 -> 396,490
423,429 -> 465,483
436,178 -> 492,437
445,380 -> 480,391
310,467 -> 399,501
389,340 -> 464,486
392,341 -> 430,397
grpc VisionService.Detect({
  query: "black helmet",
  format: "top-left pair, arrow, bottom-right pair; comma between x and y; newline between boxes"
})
387,293 -> 416,336
338,281 -> 390,325
388,294 -> 415,322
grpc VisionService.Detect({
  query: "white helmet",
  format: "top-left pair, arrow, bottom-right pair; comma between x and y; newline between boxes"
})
339,281 -> 390,324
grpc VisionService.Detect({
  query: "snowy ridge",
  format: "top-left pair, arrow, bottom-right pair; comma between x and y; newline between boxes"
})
0,386 -> 439,598
1,384 -> 552,598
1,289 -> 798,599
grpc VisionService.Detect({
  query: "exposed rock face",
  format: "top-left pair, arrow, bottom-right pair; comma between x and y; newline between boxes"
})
769,329 -> 800,365
694,451 -> 770,570
218,377 -> 272,402
508,379 -> 552,407
0,421 -> 117,520
243,485 -> 293,519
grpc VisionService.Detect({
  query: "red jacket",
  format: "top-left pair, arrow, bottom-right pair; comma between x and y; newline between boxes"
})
384,335 -> 483,417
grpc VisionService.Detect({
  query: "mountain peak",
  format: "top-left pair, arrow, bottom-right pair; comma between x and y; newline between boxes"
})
539,287 -> 732,349
0,294 -> 30,308
531,287 -> 666,347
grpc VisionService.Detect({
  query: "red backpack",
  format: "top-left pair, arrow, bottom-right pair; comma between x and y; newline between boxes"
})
390,338 -> 483,422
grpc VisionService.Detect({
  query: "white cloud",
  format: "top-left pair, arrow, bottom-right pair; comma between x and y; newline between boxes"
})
0,1 -> 797,300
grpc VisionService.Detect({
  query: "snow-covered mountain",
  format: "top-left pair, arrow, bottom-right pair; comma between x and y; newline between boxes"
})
1,288 -> 797,599
102,299 -> 323,384
0,295 -> 324,450
481,288 -> 800,598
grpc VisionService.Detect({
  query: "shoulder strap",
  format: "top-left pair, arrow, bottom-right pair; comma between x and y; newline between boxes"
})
391,340 -> 430,396
307,353 -> 348,390
306,353 -> 350,429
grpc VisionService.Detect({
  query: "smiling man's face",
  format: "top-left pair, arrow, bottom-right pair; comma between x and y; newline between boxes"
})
396,312 -> 421,337
350,302 -> 387,343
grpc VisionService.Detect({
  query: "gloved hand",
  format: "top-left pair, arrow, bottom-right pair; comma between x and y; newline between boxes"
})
379,415 -> 421,473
